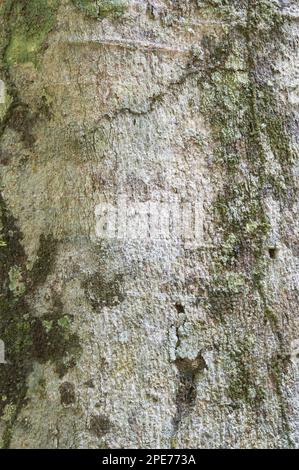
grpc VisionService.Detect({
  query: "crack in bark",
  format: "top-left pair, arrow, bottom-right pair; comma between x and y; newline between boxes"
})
172,352 -> 207,438
101,63 -> 246,122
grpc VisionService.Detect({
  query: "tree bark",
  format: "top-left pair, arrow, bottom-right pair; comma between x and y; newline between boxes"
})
0,0 -> 298,448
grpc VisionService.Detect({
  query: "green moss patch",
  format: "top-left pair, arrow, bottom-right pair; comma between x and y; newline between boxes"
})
227,339 -> 266,407
98,0 -> 127,17
196,4 -> 295,435
72,0 -> 99,17
0,195 -> 81,447
72,0 -> 127,19
197,1 -> 295,322
4,0 -> 60,66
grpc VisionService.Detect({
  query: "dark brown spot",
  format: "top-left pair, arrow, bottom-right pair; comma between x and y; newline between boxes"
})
84,272 -> 125,310
175,302 -> 185,313
59,382 -> 76,405
89,414 -> 111,438
268,247 -> 278,259
84,379 -> 95,388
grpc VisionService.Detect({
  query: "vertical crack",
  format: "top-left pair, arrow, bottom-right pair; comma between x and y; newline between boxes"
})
172,353 -> 207,438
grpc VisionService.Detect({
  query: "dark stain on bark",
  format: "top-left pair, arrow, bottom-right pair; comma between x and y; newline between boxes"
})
59,382 -> 76,405
172,353 -> 207,434
0,194 -> 81,447
89,414 -> 112,438
84,272 -> 125,310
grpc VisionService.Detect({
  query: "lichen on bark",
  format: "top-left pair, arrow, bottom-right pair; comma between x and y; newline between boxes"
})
2,0 -> 60,66
72,0 -> 128,18
0,195 -> 81,447
194,0 -> 297,443
0,0 -> 298,449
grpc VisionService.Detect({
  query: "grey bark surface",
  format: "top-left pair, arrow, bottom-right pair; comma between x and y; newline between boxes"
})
0,0 -> 299,448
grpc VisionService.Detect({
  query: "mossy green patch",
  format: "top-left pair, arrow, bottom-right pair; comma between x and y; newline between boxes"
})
4,0 -> 60,66
196,4 -> 295,434
72,0 -> 127,18
72,0 -> 99,17
0,194 -> 81,447
98,0 -> 127,17
227,339 -> 266,407
197,1 -> 295,326
264,306 -> 279,329
194,0 -> 247,20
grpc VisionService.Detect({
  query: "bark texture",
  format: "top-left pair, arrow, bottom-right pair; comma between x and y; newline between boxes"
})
0,0 -> 299,448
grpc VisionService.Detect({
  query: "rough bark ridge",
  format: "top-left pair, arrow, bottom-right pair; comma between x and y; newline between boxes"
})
0,0 -> 298,448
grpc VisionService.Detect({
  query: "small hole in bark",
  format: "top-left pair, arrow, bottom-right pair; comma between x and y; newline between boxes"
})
268,247 -> 278,259
175,303 -> 185,313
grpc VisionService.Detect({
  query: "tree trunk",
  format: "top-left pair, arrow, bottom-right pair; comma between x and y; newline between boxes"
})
0,0 -> 298,449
